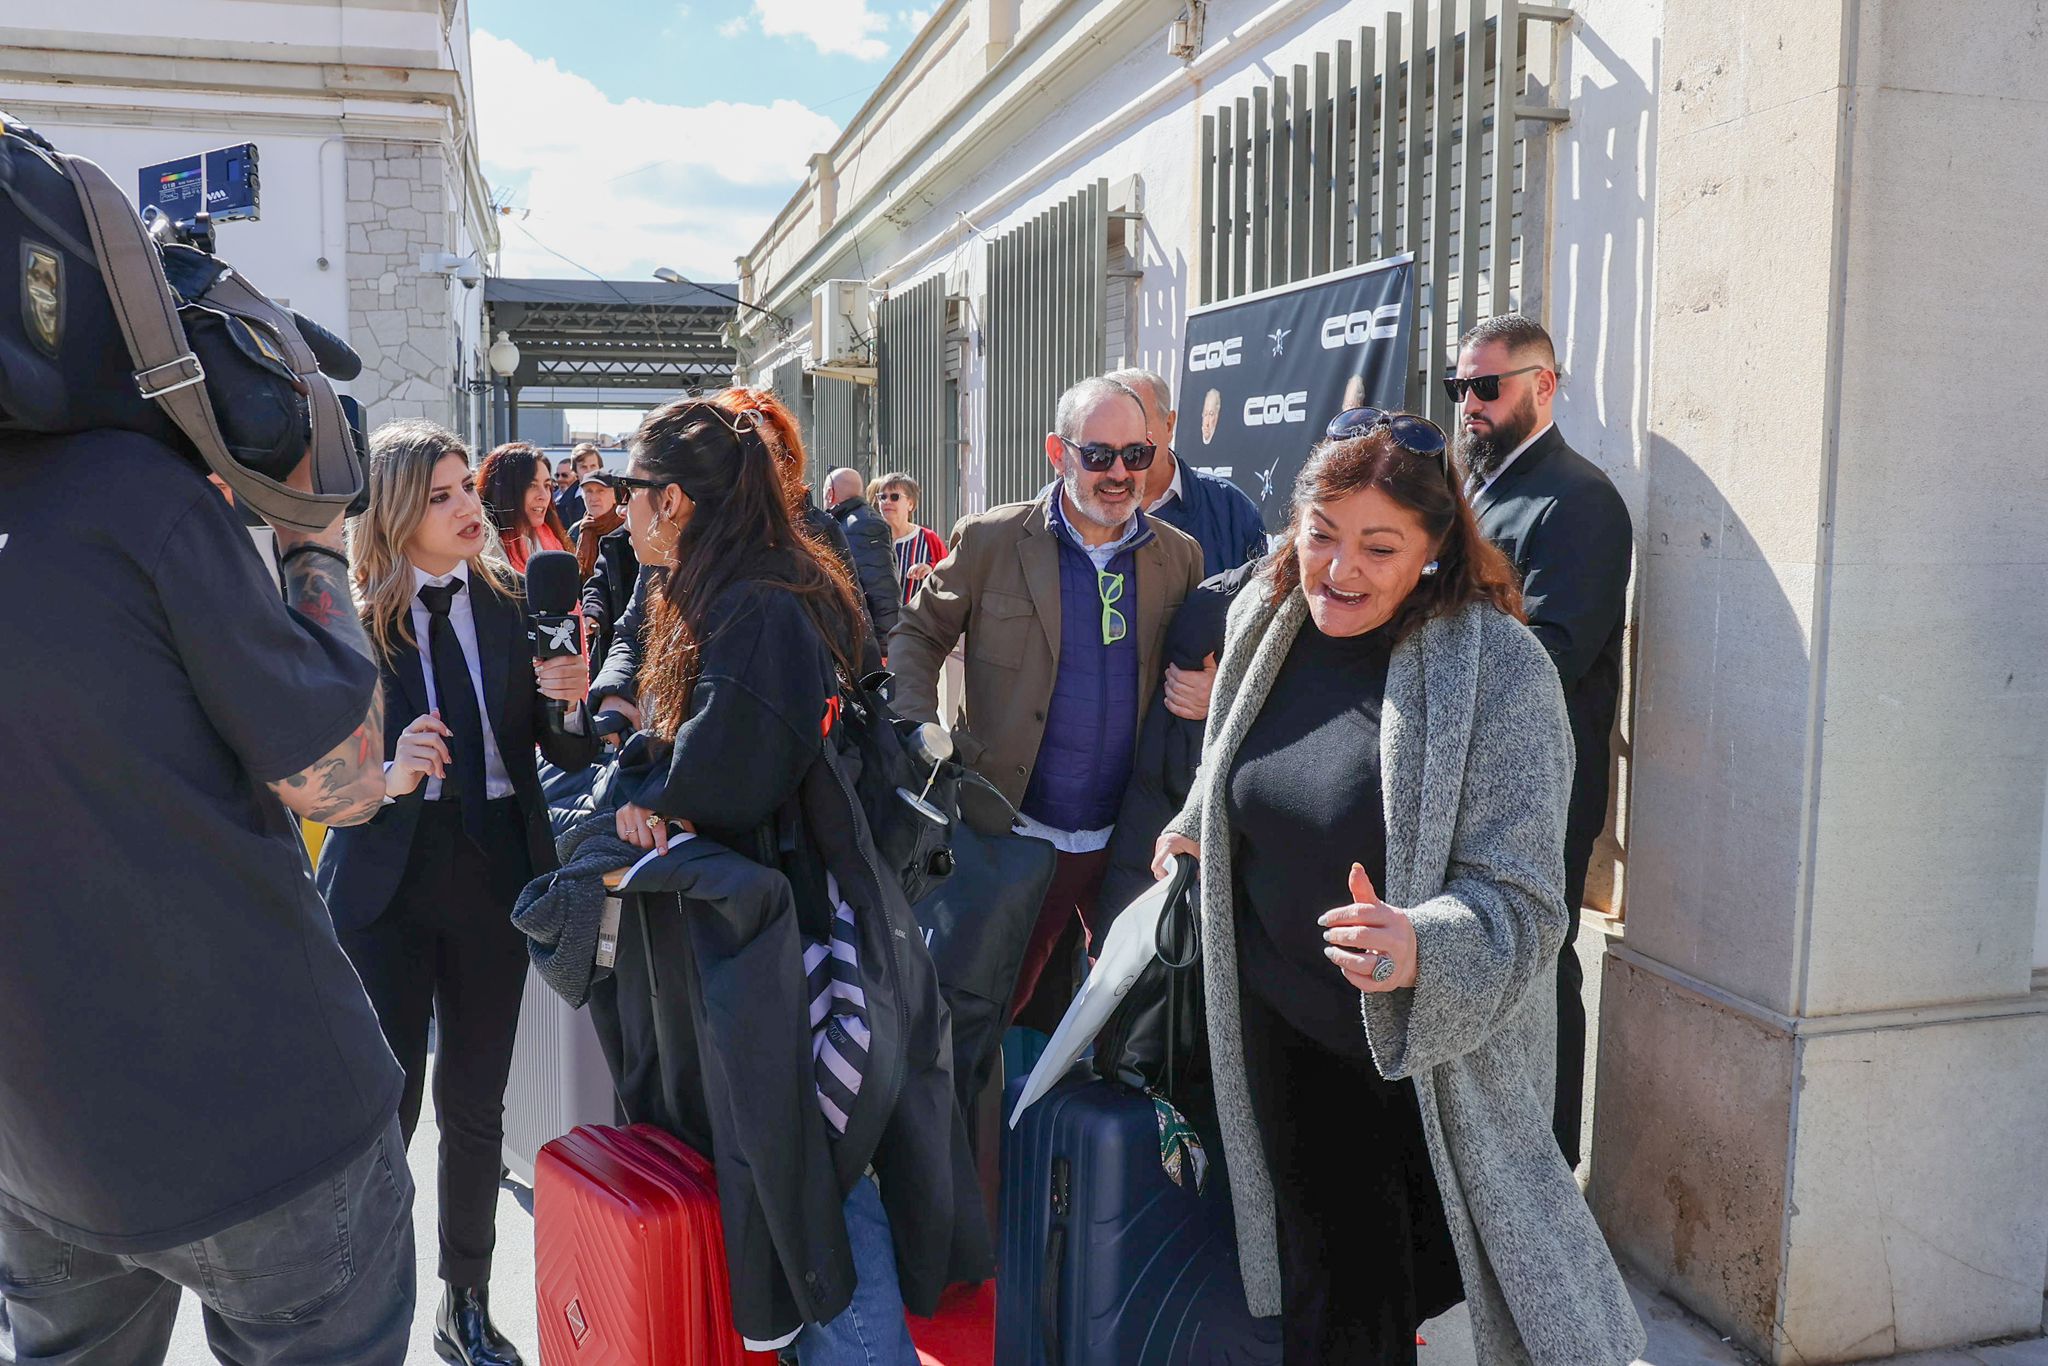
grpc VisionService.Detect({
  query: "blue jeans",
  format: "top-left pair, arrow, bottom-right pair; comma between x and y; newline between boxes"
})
795,1176 -> 917,1366
0,1118 -> 415,1366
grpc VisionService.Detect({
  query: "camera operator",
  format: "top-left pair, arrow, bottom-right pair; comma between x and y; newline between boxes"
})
0,429 -> 415,1365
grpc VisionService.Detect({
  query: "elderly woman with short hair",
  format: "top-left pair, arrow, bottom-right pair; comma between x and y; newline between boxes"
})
869,471 -> 947,604
1153,409 -> 1643,1364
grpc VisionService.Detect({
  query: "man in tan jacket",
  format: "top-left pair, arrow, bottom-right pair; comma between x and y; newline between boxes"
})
890,375 -> 1204,1021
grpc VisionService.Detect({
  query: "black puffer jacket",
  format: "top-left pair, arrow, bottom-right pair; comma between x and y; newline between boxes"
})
829,495 -> 901,646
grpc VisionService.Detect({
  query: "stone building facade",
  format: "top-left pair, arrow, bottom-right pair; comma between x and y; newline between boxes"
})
346,139 -> 461,427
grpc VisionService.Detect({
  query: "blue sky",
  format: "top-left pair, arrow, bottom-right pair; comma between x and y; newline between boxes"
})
470,0 -> 922,284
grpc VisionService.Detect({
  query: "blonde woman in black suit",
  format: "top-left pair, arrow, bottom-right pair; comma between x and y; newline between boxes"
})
316,420 -> 597,1366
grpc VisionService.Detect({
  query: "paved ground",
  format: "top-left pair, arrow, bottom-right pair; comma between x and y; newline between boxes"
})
156,926 -> 2044,1366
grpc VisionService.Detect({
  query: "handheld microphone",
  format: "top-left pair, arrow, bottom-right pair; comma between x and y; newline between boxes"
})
524,550 -> 585,733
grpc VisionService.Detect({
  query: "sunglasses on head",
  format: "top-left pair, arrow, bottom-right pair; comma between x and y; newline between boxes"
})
1057,436 -> 1157,473
1326,407 -> 1448,463
1441,365 -> 1543,404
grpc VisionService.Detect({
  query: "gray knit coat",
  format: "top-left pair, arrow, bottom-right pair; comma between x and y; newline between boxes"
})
1165,586 -> 1645,1365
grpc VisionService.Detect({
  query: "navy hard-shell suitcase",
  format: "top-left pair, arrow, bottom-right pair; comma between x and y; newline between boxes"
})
996,1067 -> 1281,1365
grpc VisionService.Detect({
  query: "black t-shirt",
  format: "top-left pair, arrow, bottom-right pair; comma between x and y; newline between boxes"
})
0,432 -> 402,1252
1227,620 -> 1394,1058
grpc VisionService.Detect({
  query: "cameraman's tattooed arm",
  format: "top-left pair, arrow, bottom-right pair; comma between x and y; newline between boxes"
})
267,538 -> 387,826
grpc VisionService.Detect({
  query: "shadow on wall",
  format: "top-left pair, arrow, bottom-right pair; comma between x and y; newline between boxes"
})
1549,23 -> 1660,918
1592,423 -> 1814,1355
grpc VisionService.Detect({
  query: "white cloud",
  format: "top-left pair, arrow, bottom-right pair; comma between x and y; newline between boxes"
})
905,8 -> 931,29
751,0 -> 893,61
718,14 -> 749,36
471,31 -> 840,282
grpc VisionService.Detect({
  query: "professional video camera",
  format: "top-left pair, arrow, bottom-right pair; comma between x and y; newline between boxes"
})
0,114 -> 366,530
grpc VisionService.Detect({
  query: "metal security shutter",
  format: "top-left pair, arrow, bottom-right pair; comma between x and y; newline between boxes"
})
768,354 -> 813,456
877,274 -> 953,537
984,177 -> 1109,507
1199,2 -> 1567,428
812,375 -> 868,474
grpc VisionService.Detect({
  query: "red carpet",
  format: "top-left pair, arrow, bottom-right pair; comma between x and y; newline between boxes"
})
906,1281 -> 995,1366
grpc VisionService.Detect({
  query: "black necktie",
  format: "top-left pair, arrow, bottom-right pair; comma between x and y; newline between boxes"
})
418,580 -> 488,846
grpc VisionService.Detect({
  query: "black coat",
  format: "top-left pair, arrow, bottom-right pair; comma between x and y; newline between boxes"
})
829,495 -> 902,645
1470,424 -> 1633,912
613,581 -> 990,1340
578,524 -> 640,677
316,572 -> 600,933
1100,562 -> 1257,920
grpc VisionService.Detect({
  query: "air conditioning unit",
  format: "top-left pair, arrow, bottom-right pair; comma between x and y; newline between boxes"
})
811,279 -> 875,367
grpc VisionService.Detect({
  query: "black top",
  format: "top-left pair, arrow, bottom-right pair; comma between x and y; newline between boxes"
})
0,432 -> 401,1252
1227,618 -> 1394,1059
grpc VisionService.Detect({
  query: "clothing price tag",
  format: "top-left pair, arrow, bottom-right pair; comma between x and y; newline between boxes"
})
596,896 -> 622,970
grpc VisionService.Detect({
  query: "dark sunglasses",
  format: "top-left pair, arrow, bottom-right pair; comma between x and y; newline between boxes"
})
1441,365 -> 1543,403
1326,407 -> 1448,462
595,471 -> 670,496
1058,436 -> 1157,473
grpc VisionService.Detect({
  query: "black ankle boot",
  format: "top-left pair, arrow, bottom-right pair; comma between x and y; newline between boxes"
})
434,1284 -> 524,1366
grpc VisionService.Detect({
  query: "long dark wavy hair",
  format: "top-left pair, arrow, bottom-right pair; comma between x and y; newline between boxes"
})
635,397 -> 868,738
1266,426 -> 1524,641
477,441 -> 570,547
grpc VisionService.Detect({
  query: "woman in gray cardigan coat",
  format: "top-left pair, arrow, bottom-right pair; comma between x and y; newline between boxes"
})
1154,413 -> 1643,1364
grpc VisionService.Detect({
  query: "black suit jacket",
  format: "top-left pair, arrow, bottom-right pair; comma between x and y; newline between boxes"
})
1471,425 -> 1633,896
316,574 -> 600,933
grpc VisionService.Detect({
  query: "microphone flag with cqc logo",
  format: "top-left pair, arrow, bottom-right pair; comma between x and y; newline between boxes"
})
1172,252 -> 1413,531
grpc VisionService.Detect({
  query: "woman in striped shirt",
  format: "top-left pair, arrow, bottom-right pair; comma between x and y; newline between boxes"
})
872,471 -> 947,604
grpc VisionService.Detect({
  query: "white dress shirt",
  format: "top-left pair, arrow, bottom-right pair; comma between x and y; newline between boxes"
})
1466,421 -> 1553,500
406,561 -> 516,801
1144,455 -> 1187,514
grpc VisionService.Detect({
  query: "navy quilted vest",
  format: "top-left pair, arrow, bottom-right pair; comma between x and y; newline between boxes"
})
1020,502 -> 1146,832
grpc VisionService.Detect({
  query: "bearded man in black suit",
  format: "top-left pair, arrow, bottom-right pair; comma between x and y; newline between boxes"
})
1449,314 -> 1634,1171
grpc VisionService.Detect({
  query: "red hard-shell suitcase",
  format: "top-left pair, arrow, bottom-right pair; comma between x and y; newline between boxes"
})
534,1123 -> 775,1365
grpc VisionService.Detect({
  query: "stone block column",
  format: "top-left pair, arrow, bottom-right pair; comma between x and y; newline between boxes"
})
1590,1 -> 2048,1360
345,138 -> 457,429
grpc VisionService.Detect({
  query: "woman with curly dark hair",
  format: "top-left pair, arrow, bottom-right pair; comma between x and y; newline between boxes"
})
477,441 -> 572,572
606,396 -> 987,1362
1152,409 -> 1642,1364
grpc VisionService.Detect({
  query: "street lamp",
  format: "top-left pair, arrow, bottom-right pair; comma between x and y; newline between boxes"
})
651,267 -> 790,338
488,330 -> 521,378
484,330 -> 522,445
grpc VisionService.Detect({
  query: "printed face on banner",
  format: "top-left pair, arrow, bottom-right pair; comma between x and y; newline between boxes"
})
1173,257 -> 1415,531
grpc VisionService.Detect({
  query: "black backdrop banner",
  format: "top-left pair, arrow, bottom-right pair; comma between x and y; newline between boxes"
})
1172,253 -> 1413,531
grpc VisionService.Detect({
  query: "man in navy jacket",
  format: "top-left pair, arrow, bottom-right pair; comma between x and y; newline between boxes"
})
1107,367 -> 1268,579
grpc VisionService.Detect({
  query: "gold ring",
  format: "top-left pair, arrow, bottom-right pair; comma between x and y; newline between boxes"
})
646,816 -> 664,828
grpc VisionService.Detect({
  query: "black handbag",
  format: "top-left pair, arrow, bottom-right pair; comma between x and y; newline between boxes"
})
1090,856 -> 1207,1101
912,812 -> 1056,1122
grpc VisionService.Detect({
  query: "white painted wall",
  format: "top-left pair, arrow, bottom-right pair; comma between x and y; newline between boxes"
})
8,120 -> 354,343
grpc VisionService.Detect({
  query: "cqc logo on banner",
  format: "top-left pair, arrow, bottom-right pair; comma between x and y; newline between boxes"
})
1173,254 -> 1414,531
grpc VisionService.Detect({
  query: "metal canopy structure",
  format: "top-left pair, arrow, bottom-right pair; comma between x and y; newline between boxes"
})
483,278 -> 738,392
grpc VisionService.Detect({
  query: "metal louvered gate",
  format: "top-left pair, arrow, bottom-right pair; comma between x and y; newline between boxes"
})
1199,1 -> 1566,429
877,274 -> 954,537
767,354 -> 813,460
985,178 -> 1109,508
812,375 -> 868,475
